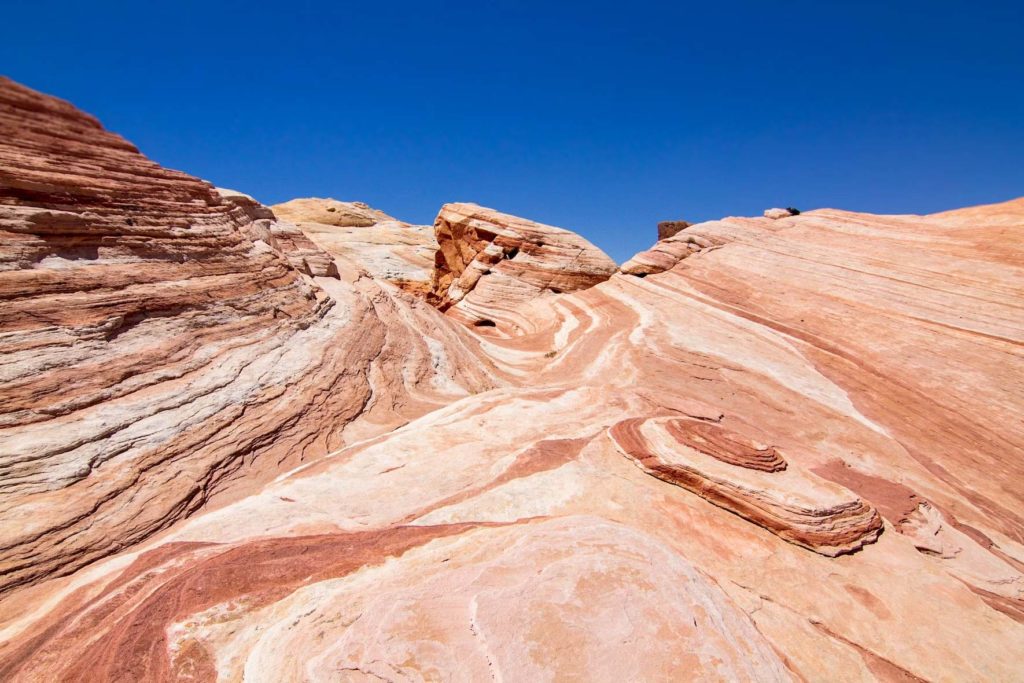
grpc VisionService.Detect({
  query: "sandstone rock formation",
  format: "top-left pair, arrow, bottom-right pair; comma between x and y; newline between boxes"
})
0,77 -> 495,595
428,202 -> 618,328
609,417 -> 883,556
657,219 -> 690,240
272,197 -> 394,227
2,77 -> 1024,682
764,207 -> 795,219
619,221 -> 722,276
220,189 -> 339,278
271,197 -> 436,294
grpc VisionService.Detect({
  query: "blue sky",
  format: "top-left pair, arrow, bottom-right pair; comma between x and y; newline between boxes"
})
3,0 -> 1022,262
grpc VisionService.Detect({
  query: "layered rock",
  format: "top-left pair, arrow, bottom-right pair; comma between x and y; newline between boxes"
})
272,197 -> 435,293
2,77 -> 1024,682
428,202 -> 618,327
0,77 -> 494,595
665,418 -> 787,472
609,417 -> 882,555
620,232 -> 710,275
220,189 -> 339,278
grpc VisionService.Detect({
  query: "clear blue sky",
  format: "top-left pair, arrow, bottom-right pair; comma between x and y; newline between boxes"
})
3,0 -> 1022,262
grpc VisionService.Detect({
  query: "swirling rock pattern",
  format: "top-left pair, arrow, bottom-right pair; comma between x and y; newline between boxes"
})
609,417 -> 882,555
0,77 -> 494,595
2,77 -> 1024,681
664,418 -> 787,472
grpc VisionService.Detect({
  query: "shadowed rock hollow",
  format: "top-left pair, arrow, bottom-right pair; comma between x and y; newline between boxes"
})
1,76 -> 1023,682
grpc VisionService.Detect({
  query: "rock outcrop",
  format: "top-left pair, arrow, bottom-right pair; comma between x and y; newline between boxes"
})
272,197 -> 394,227
220,189 -> 339,278
609,417 -> 883,556
657,219 -> 690,240
619,222 -> 721,276
0,77 -> 494,595
428,202 -> 618,327
272,197 -> 436,294
2,77 -> 1024,682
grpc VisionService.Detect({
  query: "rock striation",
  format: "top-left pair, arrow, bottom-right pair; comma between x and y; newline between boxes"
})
609,417 -> 882,555
428,202 -> 618,327
619,222 -> 721,276
272,197 -> 436,293
2,77 -> 1024,682
0,77 -> 494,595
220,189 -> 339,278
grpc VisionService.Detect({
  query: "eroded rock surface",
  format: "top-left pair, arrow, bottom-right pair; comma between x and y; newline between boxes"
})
220,189 -> 339,278
272,197 -> 436,293
609,417 -> 882,555
272,197 -> 394,227
764,207 -> 795,219
0,77 -> 495,595
2,77 -> 1024,682
428,202 -> 618,327
657,219 -> 690,240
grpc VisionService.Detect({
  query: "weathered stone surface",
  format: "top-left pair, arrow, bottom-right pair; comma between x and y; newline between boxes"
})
2,77 -> 1024,682
428,202 -> 618,328
609,417 -> 882,555
657,219 -> 690,240
272,197 -> 436,294
272,197 -> 393,227
219,189 -> 339,278
0,77 -> 495,595
619,221 -> 724,276
764,207 -> 794,219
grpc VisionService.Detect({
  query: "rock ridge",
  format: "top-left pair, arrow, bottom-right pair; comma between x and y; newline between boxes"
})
1,76 -> 1023,681
0,76 -> 497,594
428,202 -> 618,327
272,197 -> 436,294
609,417 -> 883,556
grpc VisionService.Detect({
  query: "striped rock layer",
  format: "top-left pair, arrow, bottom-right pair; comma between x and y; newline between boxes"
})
0,77 -> 495,595
428,202 -> 618,328
1,77 -> 1024,681
271,197 -> 437,295
609,417 -> 882,556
